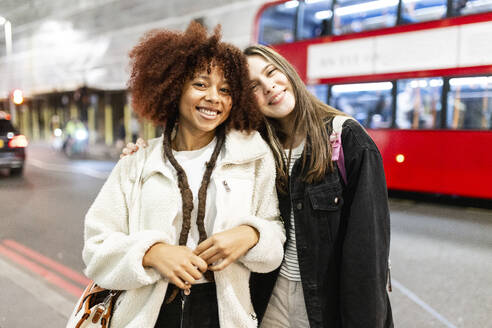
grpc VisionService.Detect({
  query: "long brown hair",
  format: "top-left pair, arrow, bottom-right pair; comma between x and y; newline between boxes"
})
244,45 -> 347,191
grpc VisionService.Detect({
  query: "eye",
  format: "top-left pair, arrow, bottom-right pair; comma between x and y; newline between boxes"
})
267,68 -> 277,77
250,83 -> 259,91
220,87 -> 231,94
193,82 -> 206,88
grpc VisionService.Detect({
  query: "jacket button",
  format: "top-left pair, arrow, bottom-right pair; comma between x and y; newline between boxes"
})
296,203 -> 303,210
334,197 -> 339,204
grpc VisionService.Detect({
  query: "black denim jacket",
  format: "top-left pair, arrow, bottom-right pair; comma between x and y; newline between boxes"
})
251,119 -> 393,328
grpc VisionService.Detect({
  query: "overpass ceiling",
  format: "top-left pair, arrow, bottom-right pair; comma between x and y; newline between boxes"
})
1,0 -> 219,34
0,0 -> 267,96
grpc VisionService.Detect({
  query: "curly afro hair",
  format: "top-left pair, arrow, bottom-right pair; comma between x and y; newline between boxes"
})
128,21 -> 261,132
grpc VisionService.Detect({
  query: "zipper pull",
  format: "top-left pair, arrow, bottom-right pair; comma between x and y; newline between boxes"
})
92,290 -> 117,324
222,180 -> 231,192
92,304 -> 106,323
103,291 -> 117,307
180,290 -> 189,328
181,292 -> 186,311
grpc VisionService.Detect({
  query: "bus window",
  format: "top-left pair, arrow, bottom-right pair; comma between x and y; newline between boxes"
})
307,84 -> 329,103
400,0 -> 447,24
451,0 -> 492,16
329,82 -> 393,128
447,76 -> 492,130
258,1 -> 298,45
396,78 -> 443,129
332,0 -> 398,35
299,0 -> 334,40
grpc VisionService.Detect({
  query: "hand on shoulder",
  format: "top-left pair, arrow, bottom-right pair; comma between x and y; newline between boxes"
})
120,138 -> 148,158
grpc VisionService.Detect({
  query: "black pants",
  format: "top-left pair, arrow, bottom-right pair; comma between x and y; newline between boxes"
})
154,283 -> 219,328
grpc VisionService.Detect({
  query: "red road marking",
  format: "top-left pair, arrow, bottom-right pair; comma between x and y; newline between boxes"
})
2,239 -> 90,286
0,244 -> 84,297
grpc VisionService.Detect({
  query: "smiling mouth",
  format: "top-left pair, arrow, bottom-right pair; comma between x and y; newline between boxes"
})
269,90 -> 286,105
196,106 -> 221,119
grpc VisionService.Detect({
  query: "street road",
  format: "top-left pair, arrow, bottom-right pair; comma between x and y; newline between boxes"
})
0,143 -> 490,327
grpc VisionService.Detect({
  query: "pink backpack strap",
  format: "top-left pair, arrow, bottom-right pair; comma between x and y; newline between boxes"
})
330,116 -> 353,186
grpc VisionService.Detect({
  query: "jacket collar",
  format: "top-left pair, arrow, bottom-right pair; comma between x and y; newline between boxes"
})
221,130 -> 269,165
141,130 -> 269,181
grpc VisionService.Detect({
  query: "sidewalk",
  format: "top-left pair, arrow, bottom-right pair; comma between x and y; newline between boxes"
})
0,256 -> 76,328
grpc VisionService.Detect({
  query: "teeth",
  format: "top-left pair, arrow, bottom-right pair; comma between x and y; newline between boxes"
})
198,108 -> 218,116
270,91 -> 283,105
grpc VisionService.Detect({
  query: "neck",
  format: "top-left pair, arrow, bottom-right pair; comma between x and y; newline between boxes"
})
278,112 -> 305,149
172,125 -> 216,151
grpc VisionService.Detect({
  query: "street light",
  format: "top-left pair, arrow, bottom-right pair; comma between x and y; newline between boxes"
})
0,15 -> 14,122
12,89 -> 23,105
0,15 -> 12,56
4,21 -> 11,55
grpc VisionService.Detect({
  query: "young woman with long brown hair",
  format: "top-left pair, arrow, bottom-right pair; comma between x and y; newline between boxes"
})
124,44 -> 393,327
245,45 -> 393,328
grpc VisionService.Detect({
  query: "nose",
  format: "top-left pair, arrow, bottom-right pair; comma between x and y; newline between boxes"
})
262,78 -> 276,95
205,87 -> 220,103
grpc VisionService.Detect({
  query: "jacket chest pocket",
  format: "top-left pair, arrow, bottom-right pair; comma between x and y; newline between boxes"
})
215,176 -> 254,229
307,185 -> 343,243
139,174 -> 180,232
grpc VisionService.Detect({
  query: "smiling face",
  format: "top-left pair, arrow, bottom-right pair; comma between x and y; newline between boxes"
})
178,65 -> 232,140
247,55 -> 296,121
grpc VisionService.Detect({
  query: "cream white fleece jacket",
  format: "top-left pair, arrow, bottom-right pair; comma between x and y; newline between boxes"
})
77,130 -> 285,328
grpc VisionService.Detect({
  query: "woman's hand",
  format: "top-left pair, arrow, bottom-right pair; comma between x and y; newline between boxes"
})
120,138 -> 148,158
143,242 -> 208,289
194,225 -> 259,271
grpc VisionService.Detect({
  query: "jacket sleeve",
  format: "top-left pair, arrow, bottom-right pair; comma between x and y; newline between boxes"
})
236,149 -> 286,273
339,121 -> 392,327
82,157 -> 167,290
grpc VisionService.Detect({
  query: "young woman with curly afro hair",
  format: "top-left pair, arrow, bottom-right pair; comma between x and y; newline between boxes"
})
80,21 -> 285,328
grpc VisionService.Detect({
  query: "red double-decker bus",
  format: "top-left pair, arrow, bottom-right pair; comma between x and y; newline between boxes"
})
253,0 -> 492,199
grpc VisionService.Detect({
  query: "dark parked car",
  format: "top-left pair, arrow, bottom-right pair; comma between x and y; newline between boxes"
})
0,115 -> 27,176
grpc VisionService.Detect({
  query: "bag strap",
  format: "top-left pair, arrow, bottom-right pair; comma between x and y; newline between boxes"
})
75,282 -> 97,313
331,116 -> 354,186
332,115 -> 350,135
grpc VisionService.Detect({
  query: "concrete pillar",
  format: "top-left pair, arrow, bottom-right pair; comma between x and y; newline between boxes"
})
124,104 -> 131,143
104,104 -> 113,146
9,100 -> 17,127
70,104 -> 78,119
59,108 -> 65,127
21,106 -> 30,138
43,106 -> 51,140
88,105 -> 96,145
143,121 -> 156,140
16,108 -> 23,133
32,108 -> 40,141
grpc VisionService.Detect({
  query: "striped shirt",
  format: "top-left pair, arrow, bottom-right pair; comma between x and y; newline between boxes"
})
279,140 -> 305,281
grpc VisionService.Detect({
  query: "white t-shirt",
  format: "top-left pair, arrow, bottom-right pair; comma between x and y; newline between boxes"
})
166,138 -> 218,282
279,139 -> 305,281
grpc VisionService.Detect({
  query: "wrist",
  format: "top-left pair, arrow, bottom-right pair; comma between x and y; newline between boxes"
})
241,225 -> 259,248
142,242 -> 167,267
